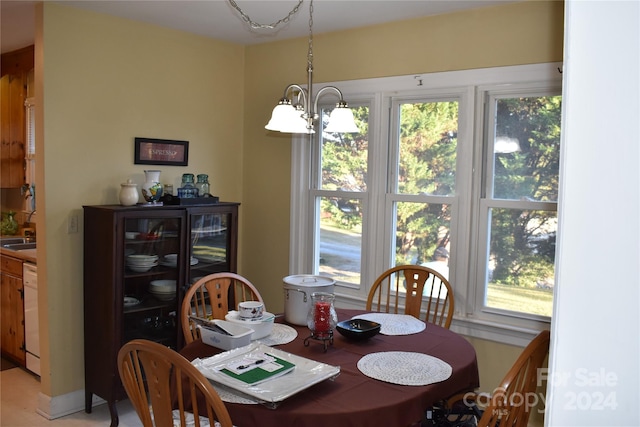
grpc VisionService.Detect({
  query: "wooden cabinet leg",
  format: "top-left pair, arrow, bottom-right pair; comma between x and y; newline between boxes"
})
84,391 -> 92,413
108,400 -> 119,427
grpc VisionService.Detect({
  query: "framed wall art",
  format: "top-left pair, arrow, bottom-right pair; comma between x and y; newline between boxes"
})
134,137 -> 189,166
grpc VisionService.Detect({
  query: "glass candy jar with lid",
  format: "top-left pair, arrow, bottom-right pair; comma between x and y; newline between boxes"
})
304,292 -> 337,351
181,173 -> 195,188
178,173 -> 198,198
195,174 -> 210,197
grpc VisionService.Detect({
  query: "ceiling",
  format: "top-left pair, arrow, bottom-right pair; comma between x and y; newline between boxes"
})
2,0 -> 519,54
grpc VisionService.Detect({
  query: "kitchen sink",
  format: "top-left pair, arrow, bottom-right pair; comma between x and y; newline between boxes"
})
0,237 -> 35,245
2,242 -> 37,251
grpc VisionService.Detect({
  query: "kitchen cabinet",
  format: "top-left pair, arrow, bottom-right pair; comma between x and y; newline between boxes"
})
0,254 -> 25,365
1,46 -> 33,189
0,73 -> 26,188
82,202 -> 239,427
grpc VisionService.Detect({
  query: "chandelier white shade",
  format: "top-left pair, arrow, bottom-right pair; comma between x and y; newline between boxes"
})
324,102 -> 359,133
265,99 -> 314,134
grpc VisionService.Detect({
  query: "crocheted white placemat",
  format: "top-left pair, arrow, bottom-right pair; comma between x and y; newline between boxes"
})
352,313 -> 426,335
357,351 -> 452,386
255,323 -> 298,346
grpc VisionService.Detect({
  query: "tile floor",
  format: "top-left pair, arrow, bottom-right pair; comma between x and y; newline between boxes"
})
1,366 -> 142,427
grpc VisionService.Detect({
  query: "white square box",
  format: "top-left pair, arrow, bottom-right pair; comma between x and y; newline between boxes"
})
198,320 -> 253,351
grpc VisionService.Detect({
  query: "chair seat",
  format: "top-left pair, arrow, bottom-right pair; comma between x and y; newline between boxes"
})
171,409 -> 232,427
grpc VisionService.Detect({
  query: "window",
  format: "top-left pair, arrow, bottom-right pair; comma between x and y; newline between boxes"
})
314,104 -> 369,287
477,92 -> 561,320
290,63 -> 562,343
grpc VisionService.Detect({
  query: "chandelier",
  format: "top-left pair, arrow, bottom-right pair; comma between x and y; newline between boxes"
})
229,0 -> 358,134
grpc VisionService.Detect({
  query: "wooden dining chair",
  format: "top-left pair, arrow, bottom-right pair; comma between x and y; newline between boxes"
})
366,265 -> 454,328
181,272 -> 263,344
429,330 -> 551,427
117,339 -> 233,427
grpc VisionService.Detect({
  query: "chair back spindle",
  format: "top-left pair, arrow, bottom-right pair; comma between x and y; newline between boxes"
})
118,339 -> 233,427
181,273 -> 263,343
366,265 -> 454,328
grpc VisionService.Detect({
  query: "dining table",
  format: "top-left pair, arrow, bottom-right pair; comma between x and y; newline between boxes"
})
179,308 -> 479,427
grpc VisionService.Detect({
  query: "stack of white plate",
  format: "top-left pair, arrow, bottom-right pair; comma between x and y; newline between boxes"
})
149,279 -> 177,301
160,253 -> 198,267
127,254 -> 159,272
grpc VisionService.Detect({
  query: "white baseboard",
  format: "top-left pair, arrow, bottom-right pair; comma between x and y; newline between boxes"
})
36,390 -> 105,420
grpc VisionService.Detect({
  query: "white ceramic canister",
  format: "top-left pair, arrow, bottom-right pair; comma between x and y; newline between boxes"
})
282,275 -> 336,326
119,179 -> 139,206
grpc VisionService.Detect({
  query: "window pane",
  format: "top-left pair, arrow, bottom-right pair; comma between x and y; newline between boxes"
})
321,105 -> 369,192
393,201 -> 451,279
492,96 -> 562,201
318,197 -> 362,285
485,208 -> 556,316
398,101 -> 458,195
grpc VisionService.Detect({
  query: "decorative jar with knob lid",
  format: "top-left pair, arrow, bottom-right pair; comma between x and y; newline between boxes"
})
119,179 -> 139,206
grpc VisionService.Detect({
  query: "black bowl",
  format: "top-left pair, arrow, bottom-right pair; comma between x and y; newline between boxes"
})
336,319 -> 381,340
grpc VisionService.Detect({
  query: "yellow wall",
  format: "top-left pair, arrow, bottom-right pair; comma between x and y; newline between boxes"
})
38,2 -> 245,396
37,0 -> 563,420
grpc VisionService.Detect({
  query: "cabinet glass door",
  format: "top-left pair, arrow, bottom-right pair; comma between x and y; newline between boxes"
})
122,215 -> 182,348
188,212 -> 232,284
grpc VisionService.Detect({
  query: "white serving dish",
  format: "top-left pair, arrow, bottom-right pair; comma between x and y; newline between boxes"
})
128,263 -> 157,272
127,254 -> 158,263
159,256 -> 198,267
127,261 -> 157,266
125,232 -> 140,240
149,290 -> 176,301
149,280 -> 177,301
123,296 -> 141,307
199,320 -> 253,351
225,311 -> 275,340
192,342 -> 341,404
164,253 -> 178,261
149,279 -> 176,291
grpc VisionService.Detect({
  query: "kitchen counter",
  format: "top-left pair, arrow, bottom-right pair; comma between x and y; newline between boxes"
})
0,247 -> 37,264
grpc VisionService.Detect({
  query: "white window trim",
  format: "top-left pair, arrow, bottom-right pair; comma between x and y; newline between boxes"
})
290,62 -> 562,346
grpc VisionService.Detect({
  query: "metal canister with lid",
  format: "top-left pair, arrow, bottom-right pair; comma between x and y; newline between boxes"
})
282,275 -> 335,325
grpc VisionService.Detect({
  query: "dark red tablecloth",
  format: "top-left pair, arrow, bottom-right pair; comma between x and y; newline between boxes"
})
180,308 -> 479,427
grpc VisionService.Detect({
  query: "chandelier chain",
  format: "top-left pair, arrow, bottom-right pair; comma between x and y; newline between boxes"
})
228,0 -> 304,30
307,0 -> 314,70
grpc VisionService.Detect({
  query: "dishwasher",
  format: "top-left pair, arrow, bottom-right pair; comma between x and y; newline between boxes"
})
23,263 -> 40,376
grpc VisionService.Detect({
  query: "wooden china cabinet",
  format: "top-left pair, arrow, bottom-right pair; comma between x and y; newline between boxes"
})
82,202 -> 239,427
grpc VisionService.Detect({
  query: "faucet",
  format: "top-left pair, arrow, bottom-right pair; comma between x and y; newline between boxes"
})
24,210 -> 36,240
